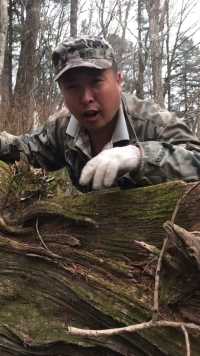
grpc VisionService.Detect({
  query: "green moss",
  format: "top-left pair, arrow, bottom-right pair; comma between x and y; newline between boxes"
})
0,302 -> 63,340
52,180 -> 184,223
0,179 -> 196,355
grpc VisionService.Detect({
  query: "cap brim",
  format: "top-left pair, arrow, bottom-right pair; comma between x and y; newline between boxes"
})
54,58 -> 113,81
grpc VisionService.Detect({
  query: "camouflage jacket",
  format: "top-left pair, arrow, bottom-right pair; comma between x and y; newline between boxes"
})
1,93 -> 200,192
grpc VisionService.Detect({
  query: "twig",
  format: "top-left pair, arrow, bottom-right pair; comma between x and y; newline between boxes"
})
35,218 -> 62,259
181,325 -> 191,356
153,182 -> 200,319
35,218 -> 50,251
152,236 -> 168,320
171,181 -> 200,223
67,320 -> 200,338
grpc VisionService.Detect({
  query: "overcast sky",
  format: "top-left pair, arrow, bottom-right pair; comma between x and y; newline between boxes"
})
168,0 -> 200,45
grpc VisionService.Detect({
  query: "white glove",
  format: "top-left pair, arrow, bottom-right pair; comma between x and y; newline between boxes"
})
79,145 -> 141,190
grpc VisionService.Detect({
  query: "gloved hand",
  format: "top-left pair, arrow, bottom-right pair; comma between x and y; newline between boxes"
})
79,145 -> 141,190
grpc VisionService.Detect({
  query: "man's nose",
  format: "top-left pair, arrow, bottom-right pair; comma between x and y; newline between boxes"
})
81,86 -> 94,104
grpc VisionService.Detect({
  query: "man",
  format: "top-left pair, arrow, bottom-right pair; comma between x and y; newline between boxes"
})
1,36 -> 200,192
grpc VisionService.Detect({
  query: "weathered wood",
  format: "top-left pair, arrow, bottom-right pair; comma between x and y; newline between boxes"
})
0,163 -> 200,355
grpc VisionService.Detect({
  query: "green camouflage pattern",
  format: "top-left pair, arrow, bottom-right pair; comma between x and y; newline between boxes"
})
52,37 -> 115,81
122,94 -> 200,186
1,93 -> 200,192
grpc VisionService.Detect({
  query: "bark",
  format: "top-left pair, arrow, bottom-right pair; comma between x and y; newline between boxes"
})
136,0 -> 145,99
70,0 -> 78,37
146,0 -> 166,107
183,61 -> 188,113
1,0 -> 13,130
165,0 -> 171,110
13,0 -> 41,133
0,0 -> 8,79
0,164 -> 200,355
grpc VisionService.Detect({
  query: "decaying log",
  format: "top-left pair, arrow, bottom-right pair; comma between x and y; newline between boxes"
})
0,162 -> 200,355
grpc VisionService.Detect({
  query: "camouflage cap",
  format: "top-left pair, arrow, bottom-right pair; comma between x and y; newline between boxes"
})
52,36 -> 116,81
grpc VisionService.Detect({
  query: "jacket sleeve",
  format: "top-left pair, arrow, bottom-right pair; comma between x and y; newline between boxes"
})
0,113 -> 69,170
129,99 -> 200,185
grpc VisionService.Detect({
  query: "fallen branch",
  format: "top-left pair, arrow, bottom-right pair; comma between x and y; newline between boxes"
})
67,319 -> 200,337
181,325 -> 191,356
152,236 -> 168,320
35,217 -> 63,259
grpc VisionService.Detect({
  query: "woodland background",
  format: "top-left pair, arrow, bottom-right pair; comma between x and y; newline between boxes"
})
0,3 -> 200,355
0,0 -> 200,136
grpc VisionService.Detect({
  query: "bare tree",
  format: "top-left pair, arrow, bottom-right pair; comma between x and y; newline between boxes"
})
136,0 -> 145,98
96,0 -> 118,38
13,0 -> 42,133
164,0 -> 199,110
0,0 -> 12,129
70,0 -> 78,37
145,0 -> 168,107
0,0 -> 8,85
1,0 -> 200,134
117,0 -> 134,61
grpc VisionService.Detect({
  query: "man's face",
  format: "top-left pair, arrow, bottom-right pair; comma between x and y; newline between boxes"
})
59,67 -> 122,133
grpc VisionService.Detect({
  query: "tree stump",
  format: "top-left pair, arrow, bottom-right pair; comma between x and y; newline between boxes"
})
0,163 -> 200,355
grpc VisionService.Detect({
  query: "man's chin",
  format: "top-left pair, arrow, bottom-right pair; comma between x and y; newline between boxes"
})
81,114 -> 103,129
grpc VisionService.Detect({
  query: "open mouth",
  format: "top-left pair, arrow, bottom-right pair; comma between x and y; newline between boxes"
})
83,110 -> 100,118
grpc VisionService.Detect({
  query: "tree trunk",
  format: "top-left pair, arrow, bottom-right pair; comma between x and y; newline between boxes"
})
0,0 -> 8,79
0,165 -> 200,355
165,0 -> 171,110
70,0 -> 78,37
136,0 -> 145,99
13,0 -> 41,133
1,0 -> 13,130
146,0 -> 165,107
183,60 -> 188,113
